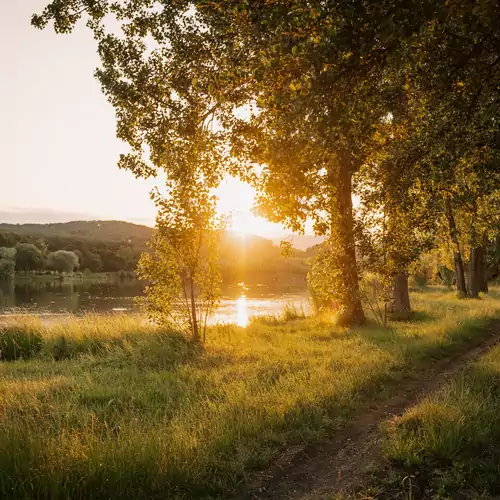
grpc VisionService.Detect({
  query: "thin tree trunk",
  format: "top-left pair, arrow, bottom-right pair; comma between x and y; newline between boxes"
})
468,246 -> 481,298
445,197 -> 467,295
467,203 -> 483,298
479,232 -> 489,293
333,163 -> 365,326
392,273 -> 411,317
189,275 -> 199,341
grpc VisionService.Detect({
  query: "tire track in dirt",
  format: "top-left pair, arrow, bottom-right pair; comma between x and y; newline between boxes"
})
240,320 -> 500,500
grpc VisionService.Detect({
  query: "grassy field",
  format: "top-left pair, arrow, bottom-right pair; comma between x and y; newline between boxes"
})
354,326 -> 500,500
0,289 -> 499,499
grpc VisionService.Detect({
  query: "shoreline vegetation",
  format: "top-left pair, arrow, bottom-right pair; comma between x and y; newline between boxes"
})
12,271 -> 138,282
0,221 -> 311,288
0,288 -> 498,498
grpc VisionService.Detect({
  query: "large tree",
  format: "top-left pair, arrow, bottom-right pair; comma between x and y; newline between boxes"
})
46,250 -> 80,274
34,0 -> 445,325
15,244 -> 43,274
390,0 -> 500,296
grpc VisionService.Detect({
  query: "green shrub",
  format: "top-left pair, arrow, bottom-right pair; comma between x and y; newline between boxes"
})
51,335 -> 71,361
0,326 -> 43,361
0,259 -> 15,280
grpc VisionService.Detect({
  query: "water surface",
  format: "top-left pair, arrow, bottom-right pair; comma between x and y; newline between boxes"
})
0,279 -> 310,325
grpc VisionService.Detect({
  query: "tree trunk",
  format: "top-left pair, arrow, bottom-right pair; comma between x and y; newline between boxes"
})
333,163 -> 365,326
445,197 -> 467,295
492,234 -> 500,280
468,246 -> 481,298
479,232 -> 489,293
392,273 -> 411,317
189,275 -> 199,341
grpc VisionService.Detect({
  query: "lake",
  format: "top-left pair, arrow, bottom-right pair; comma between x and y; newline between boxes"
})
0,279 -> 310,326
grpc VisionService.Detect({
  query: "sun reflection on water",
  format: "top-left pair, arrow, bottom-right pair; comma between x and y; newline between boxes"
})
236,294 -> 249,327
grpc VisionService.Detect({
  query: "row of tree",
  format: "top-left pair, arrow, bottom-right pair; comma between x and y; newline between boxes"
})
34,0 -> 500,335
0,228 -> 310,285
0,245 -> 80,279
0,231 -> 142,273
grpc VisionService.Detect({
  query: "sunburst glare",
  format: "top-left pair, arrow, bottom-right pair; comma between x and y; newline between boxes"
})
236,294 -> 249,327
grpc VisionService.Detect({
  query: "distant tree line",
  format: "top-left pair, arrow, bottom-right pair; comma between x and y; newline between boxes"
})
0,228 -> 311,285
0,244 -> 81,279
219,233 -> 309,285
0,231 -> 144,275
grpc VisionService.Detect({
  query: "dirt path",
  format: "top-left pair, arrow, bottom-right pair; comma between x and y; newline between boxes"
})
240,320 -> 500,500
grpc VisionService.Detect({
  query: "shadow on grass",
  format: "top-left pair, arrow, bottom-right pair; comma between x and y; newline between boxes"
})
46,329 -> 205,373
391,310 -> 437,323
340,316 -> 499,370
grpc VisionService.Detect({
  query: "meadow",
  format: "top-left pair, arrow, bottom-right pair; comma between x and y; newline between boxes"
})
354,317 -> 500,499
0,288 -> 499,499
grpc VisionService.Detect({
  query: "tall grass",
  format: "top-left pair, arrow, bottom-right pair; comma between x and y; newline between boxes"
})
378,340 -> 500,499
0,323 -> 42,360
0,289 -> 498,499
251,302 -> 307,325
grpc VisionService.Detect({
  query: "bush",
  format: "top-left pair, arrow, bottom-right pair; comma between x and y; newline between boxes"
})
409,272 -> 429,288
360,273 -> 391,325
51,335 -> 71,361
0,326 -> 43,361
0,259 -> 15,280
51,334 -> 112,360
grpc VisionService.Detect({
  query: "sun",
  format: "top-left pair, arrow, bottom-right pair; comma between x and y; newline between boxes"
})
215,176 -> 284,238
230,210 -> 274,237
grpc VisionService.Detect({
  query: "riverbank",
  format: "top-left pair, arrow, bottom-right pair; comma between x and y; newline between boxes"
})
12,271 -> 137,282
0,289 -> 499,498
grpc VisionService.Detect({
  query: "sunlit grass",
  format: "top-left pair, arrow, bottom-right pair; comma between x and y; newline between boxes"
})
373,334 -> 500,499
0,289 -> 499,498
250,302 -> 307,325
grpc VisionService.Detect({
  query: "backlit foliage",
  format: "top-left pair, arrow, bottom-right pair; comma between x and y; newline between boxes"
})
138,181 -> 222,341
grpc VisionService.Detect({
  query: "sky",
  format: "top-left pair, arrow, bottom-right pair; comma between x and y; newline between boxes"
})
0,1 -> 288,238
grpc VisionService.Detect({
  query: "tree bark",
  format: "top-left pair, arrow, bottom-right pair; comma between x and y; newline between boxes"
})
392,273 -> 411,317
189,275 -> 199,341
491,234 -> 500,280
479,232 -> 489,293
445,197 -> 467,295
468,246 -> 481,298
333,163 -> 365,326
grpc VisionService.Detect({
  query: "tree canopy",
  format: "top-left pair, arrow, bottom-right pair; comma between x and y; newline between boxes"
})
15,244 -> 43,274
33,0 -> 500,323
46,250 -> 80,274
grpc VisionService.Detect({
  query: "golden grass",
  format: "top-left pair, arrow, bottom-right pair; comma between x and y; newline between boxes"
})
0,288 -> 498,499
375,333 -> 500,499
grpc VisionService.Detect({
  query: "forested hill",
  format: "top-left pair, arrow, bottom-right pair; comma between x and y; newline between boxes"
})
0,221 -> 311,283
0,220 -> 153,244
0,221 -> 152,273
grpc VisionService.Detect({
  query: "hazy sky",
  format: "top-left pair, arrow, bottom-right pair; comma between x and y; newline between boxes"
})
0,1 -> 288,236
1,1 -> 156,222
